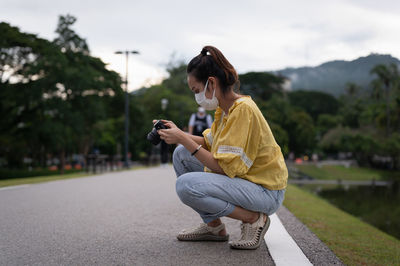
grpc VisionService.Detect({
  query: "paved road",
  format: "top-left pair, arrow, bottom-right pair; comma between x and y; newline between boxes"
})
0,166 -> 341,265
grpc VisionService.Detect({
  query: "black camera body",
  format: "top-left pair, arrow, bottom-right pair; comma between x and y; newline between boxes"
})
147,120 -> 168,145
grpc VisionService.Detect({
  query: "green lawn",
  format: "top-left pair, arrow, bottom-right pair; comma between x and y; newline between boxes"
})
296,164 -> 400,181
0,166 -> 146,188
0,172 -> 94,188
284,184 -> 400,265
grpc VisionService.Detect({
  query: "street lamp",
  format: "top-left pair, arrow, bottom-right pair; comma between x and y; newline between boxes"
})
161,98 -> 169,111
160,98 -> 169,166
115,50 -> 139,168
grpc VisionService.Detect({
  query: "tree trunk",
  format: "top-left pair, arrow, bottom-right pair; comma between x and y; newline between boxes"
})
60,150 -> 65,175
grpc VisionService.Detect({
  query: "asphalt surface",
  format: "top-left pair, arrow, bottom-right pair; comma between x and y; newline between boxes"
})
0,165 -> 341,265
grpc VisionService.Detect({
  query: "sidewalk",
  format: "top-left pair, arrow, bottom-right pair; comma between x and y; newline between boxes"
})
0,165 -> 342,265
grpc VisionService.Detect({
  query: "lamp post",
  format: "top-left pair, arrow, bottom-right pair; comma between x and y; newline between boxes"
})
161,98 -> 169,112
115,50 -> 139,168
160,98 -> 169,165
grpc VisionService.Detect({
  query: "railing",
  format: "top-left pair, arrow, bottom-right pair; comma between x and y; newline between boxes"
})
287,162 -> 394,188
288,179 -> 393,187
85,154 -> 123,174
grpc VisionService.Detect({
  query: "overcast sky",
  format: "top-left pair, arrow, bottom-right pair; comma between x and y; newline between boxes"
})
2,0 -> 400,91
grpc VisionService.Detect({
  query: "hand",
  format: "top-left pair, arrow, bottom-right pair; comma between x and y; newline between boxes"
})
152,119 -> 178,129
155,120 -> 184,144
160,119 -> 177,129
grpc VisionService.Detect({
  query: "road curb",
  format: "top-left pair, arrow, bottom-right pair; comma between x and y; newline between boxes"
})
276,206 -> 344,265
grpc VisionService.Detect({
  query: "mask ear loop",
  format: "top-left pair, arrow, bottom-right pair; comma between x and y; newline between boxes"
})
209,79 -> 217,99
206,78 -> 217,99
204,79 -> 209,91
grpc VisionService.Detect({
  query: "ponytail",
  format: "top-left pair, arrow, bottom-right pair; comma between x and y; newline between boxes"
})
187,46 -> 239,93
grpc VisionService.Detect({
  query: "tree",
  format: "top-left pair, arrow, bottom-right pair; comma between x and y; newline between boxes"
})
338,97 -> 365,128
50,15 -> 122,172
345,82 -> 360,97
370,63 -> 400,136
317,114 -> 341,138
288,90 -> 339,122
53,14 -> 89,53
259,95 -> 316,156
0,17 -> 123,172
0,22 -> 65,168
239,72 -> 285,101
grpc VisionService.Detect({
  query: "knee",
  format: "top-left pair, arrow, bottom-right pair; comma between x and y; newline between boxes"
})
173,145 -> 188,164
176,174 -> 191,201
176,173 -> 203,203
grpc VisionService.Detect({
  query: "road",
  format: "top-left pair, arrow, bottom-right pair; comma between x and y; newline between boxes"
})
0,166 -> 341,265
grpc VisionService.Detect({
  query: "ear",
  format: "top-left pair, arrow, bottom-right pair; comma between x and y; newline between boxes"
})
208,77 -> 217,92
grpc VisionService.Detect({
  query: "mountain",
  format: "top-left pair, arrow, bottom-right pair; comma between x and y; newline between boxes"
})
274,53 -> 400,96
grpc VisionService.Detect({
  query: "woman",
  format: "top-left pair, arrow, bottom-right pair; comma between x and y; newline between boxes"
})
156,46 -> 288,250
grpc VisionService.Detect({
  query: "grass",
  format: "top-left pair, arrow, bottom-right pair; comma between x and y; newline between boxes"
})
0,172 -> 94,188
296,164 -> 400,181
0,166 -> 147,188
284,184 -> 400,265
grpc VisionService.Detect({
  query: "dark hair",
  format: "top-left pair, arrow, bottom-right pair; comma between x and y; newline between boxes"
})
187,46 -> 239,93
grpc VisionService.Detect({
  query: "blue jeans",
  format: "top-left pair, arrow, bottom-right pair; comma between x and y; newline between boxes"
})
173,145 -> 285,223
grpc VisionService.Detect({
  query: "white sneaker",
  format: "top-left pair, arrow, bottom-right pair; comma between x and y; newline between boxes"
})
229,213 -> 270,250
177,223 -> 229,241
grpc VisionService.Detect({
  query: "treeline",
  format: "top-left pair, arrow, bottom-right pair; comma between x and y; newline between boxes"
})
239,67 -> 400,169
136,61 -> 400,170
0,15 -> 124,173
1,15 -> 400,175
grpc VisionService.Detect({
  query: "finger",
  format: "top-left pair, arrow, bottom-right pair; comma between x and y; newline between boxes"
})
161,119 -> 173,125
163,122 -> 172,128
164,122 -> 177,128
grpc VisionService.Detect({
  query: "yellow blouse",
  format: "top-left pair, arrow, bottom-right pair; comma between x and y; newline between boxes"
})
203,96 -> 288,190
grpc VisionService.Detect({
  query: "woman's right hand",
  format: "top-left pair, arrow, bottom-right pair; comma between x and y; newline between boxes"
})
156,120 -> 186,145
161,120 -> 177,129
152,119 -> 178,129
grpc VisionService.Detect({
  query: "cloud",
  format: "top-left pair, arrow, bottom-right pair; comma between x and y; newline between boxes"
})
1,0 -> 400,90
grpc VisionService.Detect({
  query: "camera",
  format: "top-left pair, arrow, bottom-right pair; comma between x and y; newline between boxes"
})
147,120 -> 168,145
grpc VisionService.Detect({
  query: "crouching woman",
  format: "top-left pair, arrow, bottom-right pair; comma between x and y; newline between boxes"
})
157,45 -> 288,250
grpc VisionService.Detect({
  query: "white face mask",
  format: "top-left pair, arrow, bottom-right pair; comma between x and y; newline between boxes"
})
195,79 -> 219,110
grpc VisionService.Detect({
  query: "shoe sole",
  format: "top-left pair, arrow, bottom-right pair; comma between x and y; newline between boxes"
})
177,234 -> 229,242
230,217 -> 271,250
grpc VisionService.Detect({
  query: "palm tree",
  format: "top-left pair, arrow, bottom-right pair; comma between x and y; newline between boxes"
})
370,63 -> 399,136
345,82 -> 359,97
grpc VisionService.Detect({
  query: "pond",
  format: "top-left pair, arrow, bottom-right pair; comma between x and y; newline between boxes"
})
299,183 -> 400,240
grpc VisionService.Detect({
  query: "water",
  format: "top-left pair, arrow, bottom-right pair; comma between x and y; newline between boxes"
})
301,183 -> 400,240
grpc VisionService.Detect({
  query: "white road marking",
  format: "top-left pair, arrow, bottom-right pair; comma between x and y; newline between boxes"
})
0,184 -> 31,191
265,213 -> 313,266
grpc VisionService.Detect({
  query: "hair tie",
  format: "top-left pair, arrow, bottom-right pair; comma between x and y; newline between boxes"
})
200,48 -> 208,56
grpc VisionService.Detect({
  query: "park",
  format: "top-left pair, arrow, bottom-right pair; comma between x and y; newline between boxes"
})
1,4 -> 400,266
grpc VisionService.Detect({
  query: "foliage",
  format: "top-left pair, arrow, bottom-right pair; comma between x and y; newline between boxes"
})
1,16 -> 400,172
259,95 -> 316,156
54,14 -> 89,53
370,63 -> 400,135
288,90 -> 339,121
0,17 -> 123,172
316,114 -> 341,137
239,72 -> 285,101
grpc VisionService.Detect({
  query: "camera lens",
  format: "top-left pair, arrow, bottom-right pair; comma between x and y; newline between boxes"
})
147,128 -> 161,145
